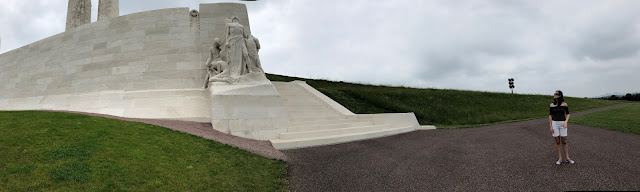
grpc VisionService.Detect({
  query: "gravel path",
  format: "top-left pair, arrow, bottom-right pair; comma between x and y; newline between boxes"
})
283,104 -> 640,191
41,110 -> 287,161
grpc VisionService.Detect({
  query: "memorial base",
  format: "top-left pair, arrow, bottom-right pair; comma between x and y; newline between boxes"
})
208,75 -> 289,140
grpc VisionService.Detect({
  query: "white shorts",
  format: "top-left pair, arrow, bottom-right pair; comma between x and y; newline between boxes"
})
552,121 -> 567,137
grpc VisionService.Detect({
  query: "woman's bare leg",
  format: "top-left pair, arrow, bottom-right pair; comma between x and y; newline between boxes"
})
562,137 -> 570,159
555,137 -> 562,160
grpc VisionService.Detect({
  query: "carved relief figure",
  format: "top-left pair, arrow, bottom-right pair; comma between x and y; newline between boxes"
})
245,34 -> 263,73
205,16 -> 266,87
224,16 -> 250,78
203,38 -> 231,87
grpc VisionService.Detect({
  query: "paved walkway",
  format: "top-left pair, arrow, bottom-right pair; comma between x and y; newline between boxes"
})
283,104 -> 640,191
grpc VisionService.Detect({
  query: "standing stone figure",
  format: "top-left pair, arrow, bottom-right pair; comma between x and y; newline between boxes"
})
224,16 -> 250,78
205,16 -> 266,87
204,38 -> 231,87
245,34 -> 263,73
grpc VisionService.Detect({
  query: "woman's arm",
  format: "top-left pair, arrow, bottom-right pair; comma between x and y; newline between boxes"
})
549,115 -> 554,133
563,103 -> 570,128
549,104 -> 554,133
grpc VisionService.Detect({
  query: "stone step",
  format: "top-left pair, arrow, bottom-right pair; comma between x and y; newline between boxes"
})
288,112 -> 341,119
276,91 -> 307,95
275,87 -> 307,90
282,97 -> 319,102
285,109 -> 335,115
290,118 -> 363,127
281,94 -> 314,98
278,93 -> 310,97
272,83 -> 299,87
285,106 -> 330,111
280,124 -> 391,139
272,82 -> 293,86
277,89 -> 309,92
283,101 -> 324,106
283,100 -> 319,104
271,126 -> 416,150
279,93 -> 312,97
284,106 -> 327,111
274,87 -> 306,91
289,121 -> 374,132
288,115 -> 348,122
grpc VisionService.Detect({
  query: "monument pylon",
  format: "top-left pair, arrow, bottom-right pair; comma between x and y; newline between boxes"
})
65,0 -> 91,31
98,0 -> 119,21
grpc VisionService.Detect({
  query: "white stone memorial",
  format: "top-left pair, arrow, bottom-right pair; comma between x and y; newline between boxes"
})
0,1 -> 430,149
202,14 -> 289,140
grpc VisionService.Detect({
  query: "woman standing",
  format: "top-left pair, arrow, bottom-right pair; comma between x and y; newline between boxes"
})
549,90 -> 574,165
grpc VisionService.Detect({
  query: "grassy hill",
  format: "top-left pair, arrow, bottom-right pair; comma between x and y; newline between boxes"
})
266,73 -> 619,128
572,103 -> 640,135
0,111 -> 286,191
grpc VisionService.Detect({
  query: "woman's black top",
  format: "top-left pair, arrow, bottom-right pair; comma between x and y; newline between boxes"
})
549,104 -> 570,121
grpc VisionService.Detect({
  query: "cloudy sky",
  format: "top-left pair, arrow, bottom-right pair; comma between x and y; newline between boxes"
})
1,0 -> 639,97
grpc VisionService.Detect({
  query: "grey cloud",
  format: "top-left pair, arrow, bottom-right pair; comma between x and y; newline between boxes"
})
572,23 -> 640,60
2,0 -> 639,97
256,0 -> 640,97
1,1 -> 66,52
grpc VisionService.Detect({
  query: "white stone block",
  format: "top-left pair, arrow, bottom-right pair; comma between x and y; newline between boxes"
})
211,119 -> 229,133
208,82 -> 289,140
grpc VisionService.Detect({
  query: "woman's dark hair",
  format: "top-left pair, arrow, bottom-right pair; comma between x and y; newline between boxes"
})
553,90 -> 564,106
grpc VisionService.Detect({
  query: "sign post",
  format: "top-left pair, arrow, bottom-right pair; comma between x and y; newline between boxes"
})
508,78 -> 515,94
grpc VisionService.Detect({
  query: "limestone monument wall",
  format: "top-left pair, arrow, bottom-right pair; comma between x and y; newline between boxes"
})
0,2 -> 426,144
0,7 -> 216,122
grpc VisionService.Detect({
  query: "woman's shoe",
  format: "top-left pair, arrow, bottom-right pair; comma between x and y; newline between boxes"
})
565,158 -> 575,164
555,160 -> 562,165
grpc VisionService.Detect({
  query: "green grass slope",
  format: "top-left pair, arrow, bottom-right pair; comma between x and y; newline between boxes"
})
572,103 -> 640,135
267,73 -> 619,128
0,111 -> 286,191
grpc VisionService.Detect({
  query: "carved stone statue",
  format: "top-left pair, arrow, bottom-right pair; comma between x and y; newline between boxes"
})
203,38 -> 231,88
205,16 -> 267,87
245,34 -> 263,73
205,38 -> 224,74
224,16 -> 250,78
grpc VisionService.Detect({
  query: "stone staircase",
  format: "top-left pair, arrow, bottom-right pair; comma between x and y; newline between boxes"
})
270,81 -> 426,150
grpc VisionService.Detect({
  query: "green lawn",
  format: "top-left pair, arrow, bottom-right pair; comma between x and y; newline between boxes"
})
267,73 -> 619,128
572,103 -> 640,135
0,111 -> 287,191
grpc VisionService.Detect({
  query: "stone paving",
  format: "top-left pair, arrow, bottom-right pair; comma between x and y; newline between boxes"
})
283,104 -> 640,191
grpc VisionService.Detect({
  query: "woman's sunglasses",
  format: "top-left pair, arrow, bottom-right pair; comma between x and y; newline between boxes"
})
554,93 -> 560,96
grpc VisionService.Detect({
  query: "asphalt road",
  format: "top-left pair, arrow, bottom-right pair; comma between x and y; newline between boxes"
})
283,104 -> 640,191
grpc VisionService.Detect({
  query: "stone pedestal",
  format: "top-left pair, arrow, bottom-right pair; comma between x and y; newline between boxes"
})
209,74 -> 289,140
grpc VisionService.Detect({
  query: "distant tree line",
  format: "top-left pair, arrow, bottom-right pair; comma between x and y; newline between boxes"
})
600,93 -> 640,101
